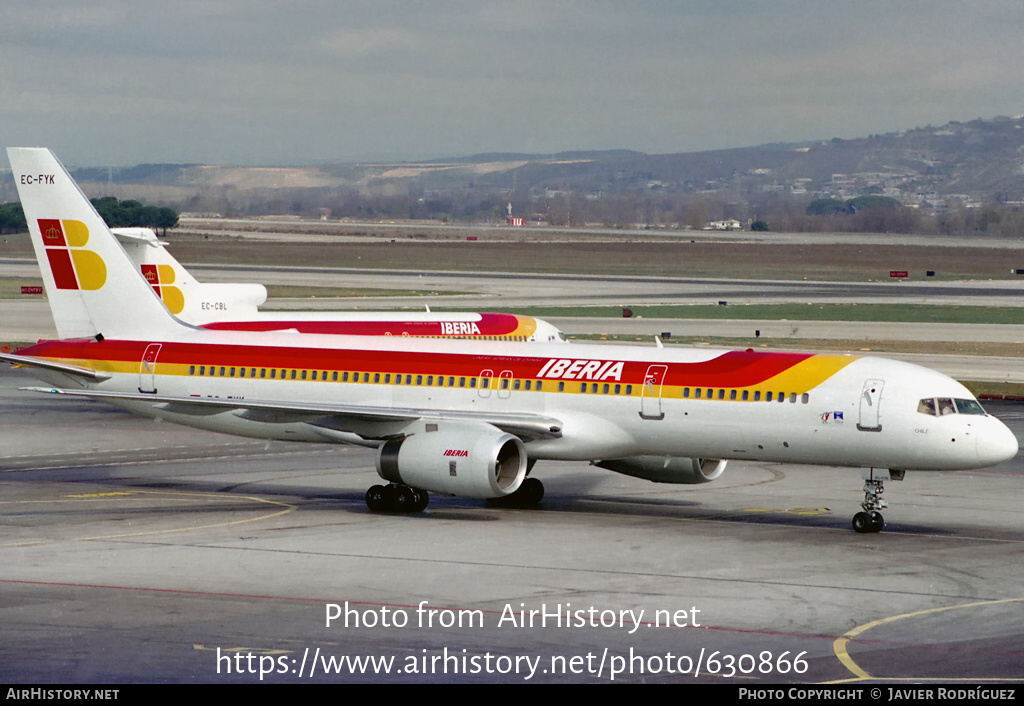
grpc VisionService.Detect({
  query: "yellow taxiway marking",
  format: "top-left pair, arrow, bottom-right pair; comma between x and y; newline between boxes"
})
741,507 -> 830,516
0,489 -> 297,547
833,597 -> 1024,681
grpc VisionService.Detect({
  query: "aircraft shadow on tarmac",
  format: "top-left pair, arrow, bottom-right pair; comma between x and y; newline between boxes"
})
2,459 -> 980,539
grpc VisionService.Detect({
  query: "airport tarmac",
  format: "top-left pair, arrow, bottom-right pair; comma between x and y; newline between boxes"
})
1,366 -> 1022,684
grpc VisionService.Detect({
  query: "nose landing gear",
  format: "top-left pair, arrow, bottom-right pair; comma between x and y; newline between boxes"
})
852,478 -> 887,533
852,469 -> 903,533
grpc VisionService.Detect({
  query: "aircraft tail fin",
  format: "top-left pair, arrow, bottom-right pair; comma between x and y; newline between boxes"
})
111,228 -> 268,323
7,147 -> 185,340
111,227 -> 199,317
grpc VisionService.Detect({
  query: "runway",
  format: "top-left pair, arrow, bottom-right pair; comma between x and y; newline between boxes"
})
1,366 -> 1022,683
177,218 -> 1024,251
6,257 -> 1024,309
165,263 -> 1024,309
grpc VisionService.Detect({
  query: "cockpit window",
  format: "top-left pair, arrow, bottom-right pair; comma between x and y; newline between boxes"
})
955,398 -> 986,415
918,397 -> 987,416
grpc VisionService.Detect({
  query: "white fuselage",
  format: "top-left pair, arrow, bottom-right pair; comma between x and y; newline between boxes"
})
30,330 -> 1018,473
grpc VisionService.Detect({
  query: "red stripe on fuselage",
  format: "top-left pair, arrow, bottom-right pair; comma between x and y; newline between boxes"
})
18,339 -> 813,387
670,350 -> 813,387
200,312 -> 519,337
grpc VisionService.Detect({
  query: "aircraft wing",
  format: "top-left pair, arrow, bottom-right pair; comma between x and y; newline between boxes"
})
0,352 -> 112,381
19,386 -> 564,442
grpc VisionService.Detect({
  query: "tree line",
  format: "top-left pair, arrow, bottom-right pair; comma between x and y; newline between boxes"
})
90,197 -> 178,234
0,203 -> 26,234
194,184 -> 1022,237
0,198 -> 178,235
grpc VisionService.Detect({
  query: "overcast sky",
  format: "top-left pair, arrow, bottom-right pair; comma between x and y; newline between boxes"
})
1,0 -> 1022,167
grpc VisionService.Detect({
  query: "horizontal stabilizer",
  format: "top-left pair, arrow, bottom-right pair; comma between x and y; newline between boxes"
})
1,352 -> 111,381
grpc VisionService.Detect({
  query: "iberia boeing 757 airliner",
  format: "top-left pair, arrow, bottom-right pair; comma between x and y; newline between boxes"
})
2,148 -> 1017,532
107,226 -> 567,342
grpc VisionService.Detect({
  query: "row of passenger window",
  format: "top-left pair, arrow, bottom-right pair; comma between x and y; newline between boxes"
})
185,366 -> 639,395
683,388 -> 810,403
188,365 -> 548,391
183,366 -> 807,403
418,335 -> 531,341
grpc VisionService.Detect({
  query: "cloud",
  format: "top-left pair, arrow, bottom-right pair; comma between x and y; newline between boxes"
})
3,1 -> 1024,165
317,27 -> 422,57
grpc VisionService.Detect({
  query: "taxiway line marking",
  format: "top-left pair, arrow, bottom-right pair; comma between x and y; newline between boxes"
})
0,489 -> 297,546
832,597 -> 1024,681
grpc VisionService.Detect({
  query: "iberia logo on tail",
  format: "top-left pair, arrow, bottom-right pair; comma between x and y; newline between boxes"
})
140,264 -> 185,314
39,219 -> 106,290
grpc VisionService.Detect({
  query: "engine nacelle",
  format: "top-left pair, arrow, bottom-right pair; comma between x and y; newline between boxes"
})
593,456 -> 727,484
376,425 -> 527,498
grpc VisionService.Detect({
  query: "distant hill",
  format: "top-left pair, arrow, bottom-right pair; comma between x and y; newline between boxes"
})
71,163 -> 200,185
423,149 -> 644,164
403,118 -> 1024,202
57,115 -> 1024,204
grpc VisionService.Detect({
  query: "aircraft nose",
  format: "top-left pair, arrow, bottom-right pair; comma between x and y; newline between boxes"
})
976,417 -> 1019,467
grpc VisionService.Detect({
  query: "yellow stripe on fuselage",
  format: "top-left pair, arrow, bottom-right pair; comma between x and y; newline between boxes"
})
735,354 -> 856,395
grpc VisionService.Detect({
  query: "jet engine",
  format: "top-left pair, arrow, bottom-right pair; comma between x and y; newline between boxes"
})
376,425 -> 527,498
593,456 -> 727,484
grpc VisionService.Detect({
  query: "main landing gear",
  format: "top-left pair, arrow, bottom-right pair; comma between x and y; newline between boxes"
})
366,484 -> 429,513
851,469 -> 902,533
364,478 -> 545,513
